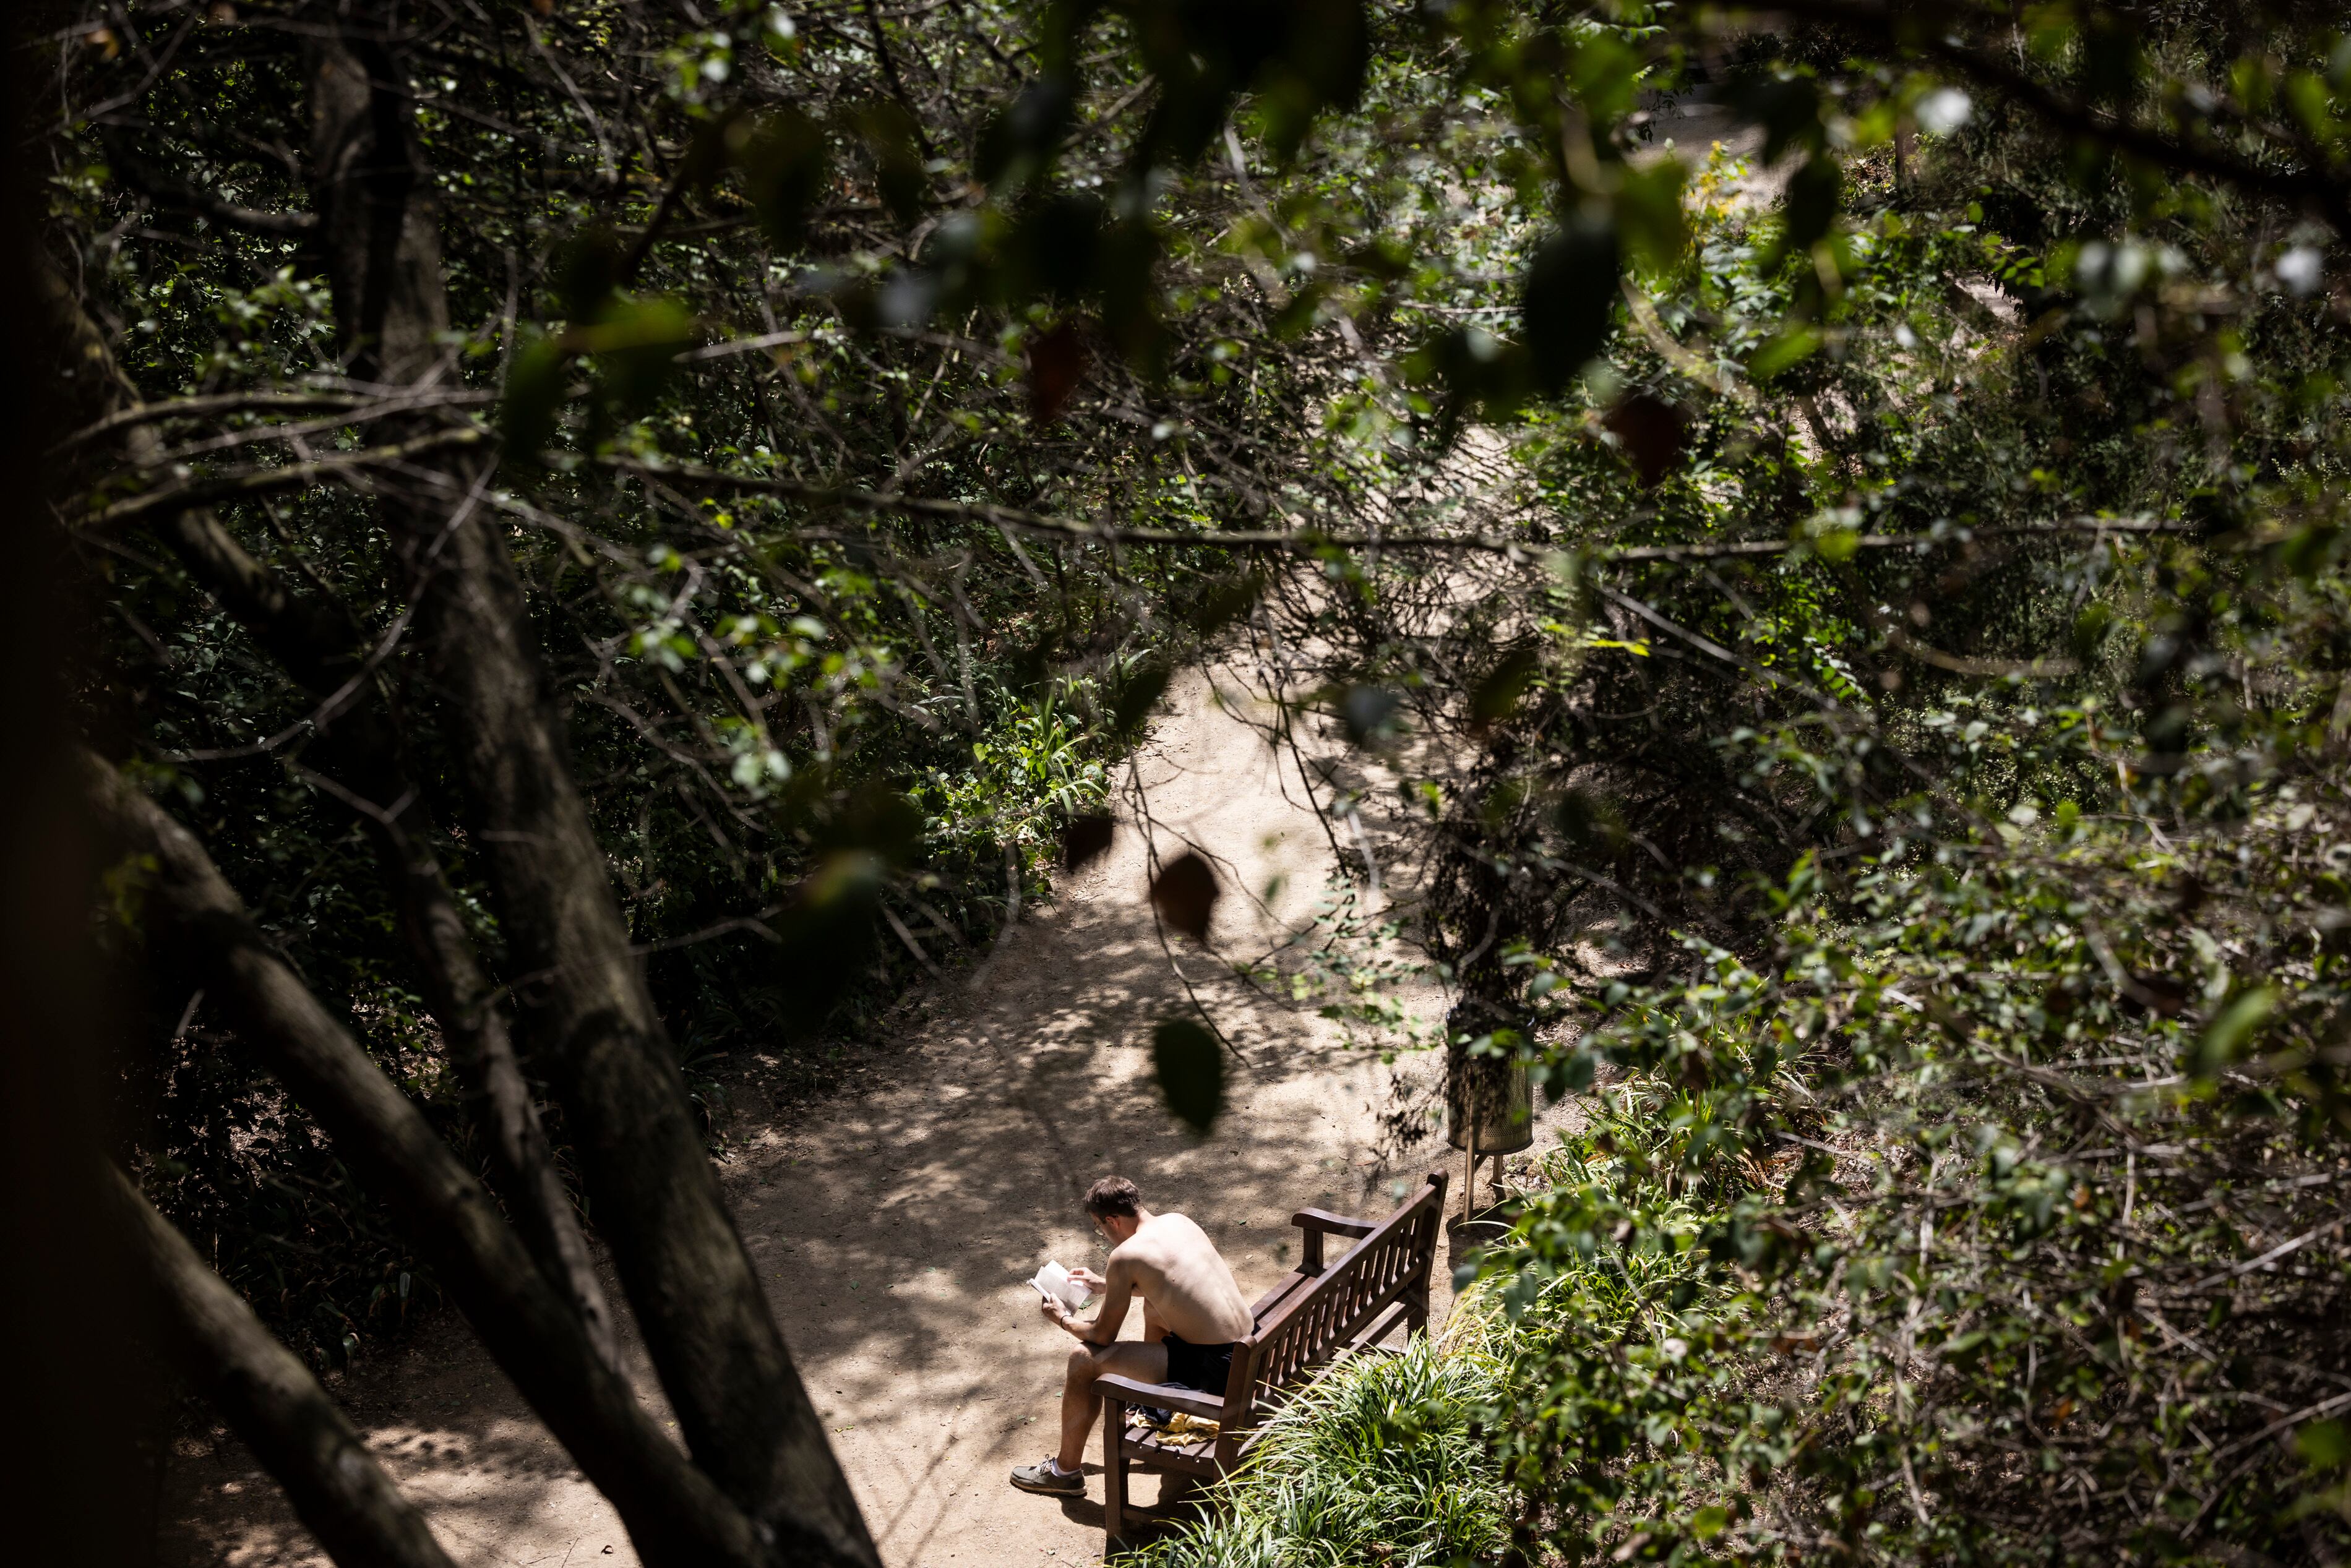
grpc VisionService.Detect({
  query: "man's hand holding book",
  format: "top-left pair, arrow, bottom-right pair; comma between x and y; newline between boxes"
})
1030,1261 -> 1104,1330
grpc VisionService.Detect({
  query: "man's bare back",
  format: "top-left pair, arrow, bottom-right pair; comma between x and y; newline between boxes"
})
1090,1210 -> 1252,1346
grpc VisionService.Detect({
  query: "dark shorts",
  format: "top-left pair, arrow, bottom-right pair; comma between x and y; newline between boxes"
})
1161,1333 -> 1236,1395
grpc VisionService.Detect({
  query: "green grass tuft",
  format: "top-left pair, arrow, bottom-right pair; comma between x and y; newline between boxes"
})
1127,1307 -> 1510,1568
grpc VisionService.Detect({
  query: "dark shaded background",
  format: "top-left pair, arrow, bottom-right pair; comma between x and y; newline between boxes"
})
1,3 -> 159,1558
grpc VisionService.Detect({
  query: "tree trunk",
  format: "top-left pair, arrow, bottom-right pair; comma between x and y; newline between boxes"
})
45,267 -> 622,1379
1428,741 -> 1544,1213
7,33 -> 157,1554
111,1167 -> 460,1568
85,753 -> 766,1568
306,26 -> 447,387
303,16 -> 875,1560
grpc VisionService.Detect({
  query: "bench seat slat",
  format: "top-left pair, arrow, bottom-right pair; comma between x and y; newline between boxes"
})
1095,1374 -> 1226,1421
1128,1438 -> 1223,1476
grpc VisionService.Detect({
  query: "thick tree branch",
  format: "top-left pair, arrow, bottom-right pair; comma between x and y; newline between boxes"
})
306,30 -> 877,1562
104,139 -> 320,238
84,754 -> 765,1568
110,1167 -> 458,1568
150,490 -> 625,1378
389,450 -> 878,1564
46,265 -> 622,1373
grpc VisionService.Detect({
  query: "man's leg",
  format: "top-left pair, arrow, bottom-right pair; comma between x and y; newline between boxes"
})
1059,1339 -> 1167,1472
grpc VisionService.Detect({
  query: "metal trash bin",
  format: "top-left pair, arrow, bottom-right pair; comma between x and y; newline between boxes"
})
1446,1049 -> 1533,1155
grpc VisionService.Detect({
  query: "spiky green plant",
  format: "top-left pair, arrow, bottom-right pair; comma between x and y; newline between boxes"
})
1128,1306 -> 1511,1568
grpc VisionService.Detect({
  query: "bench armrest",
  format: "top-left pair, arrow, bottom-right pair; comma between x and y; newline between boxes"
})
1291,1207 -> 1377,1237
1094,1375 -> 1229,1422
1292,1207 -> 1376,1271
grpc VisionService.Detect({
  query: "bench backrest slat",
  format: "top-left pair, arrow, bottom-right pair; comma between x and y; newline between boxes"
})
1226,1172 -> 1446,1420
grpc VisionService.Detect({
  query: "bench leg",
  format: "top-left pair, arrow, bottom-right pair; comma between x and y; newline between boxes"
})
1103,1400 -> 1128,1549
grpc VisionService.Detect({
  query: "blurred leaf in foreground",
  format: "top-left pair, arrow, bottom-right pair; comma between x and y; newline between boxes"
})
1151,1017 -> 1224,1134
1150,852 -> 1219,941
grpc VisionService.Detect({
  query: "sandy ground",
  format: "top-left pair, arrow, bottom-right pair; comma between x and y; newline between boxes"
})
158,662 -> 1572,1567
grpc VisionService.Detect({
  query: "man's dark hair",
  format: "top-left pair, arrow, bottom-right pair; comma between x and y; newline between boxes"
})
1083,1176 -> 1141,1219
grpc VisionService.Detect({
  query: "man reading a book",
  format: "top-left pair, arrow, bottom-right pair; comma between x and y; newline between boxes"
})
1009,1175 -> 1254,1497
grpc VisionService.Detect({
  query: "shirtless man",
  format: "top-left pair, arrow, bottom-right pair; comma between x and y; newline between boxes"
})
1008,1175 -> 1253,1497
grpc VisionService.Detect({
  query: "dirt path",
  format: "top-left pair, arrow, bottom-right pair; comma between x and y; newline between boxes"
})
160,663 -> 1566,1567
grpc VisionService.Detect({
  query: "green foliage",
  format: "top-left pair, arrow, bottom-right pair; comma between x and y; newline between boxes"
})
1468,753 -> 2351,1561
1130,1321 -> 1512,1568
52,0 -> 2351,1550
1106,2 -> 2351,1562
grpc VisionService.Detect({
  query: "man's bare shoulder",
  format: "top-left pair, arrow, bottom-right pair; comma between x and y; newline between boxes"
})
1104,1231 -> 1161,1271
1138,1212 -> 1221,1254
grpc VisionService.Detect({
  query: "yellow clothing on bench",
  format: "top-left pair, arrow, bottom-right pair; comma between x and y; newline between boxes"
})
1127,1408 -> 1220,1441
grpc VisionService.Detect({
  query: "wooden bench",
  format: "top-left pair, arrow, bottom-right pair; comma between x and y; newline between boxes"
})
1093,1170 -> 1450,1547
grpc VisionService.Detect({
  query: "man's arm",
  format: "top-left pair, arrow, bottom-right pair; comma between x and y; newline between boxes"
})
1051,1255 -> 1137,1347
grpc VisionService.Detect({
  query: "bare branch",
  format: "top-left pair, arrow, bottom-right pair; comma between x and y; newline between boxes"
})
1881,623 -> 2081,680
92,426 -> 489,527
62,392 -> 374,450
1604,518 -> 2196,562
1766,0 -> 2351,234
110,1166 -> 459,1568
148,398 -> 499,465
603,458 -> 2199,560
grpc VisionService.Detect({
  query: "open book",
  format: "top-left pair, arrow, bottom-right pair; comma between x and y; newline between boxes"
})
1028,1260 -> 1092,1313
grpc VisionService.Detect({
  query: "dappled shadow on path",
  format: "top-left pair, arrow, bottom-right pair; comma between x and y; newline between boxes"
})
734,667 -> 1455,1566
155,1324 -> 657,1566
